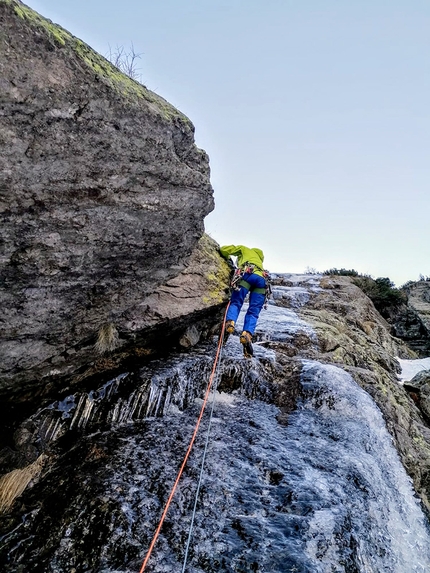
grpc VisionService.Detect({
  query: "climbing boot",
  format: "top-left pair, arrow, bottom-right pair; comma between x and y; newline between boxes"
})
222,320 -> 235,346
240,331 -> 254,358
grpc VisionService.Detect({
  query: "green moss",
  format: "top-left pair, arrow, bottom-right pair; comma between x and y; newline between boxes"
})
203,276 -> 228,305
413,434 -> 429,449
11,1 -> 71,46
4,0 -> 191,123
198,234 -> 230,306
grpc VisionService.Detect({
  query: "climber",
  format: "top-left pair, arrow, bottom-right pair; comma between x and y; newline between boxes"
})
220,244 -> 268,358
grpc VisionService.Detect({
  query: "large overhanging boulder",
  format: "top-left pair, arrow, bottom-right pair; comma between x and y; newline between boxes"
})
0,0 -> 223,403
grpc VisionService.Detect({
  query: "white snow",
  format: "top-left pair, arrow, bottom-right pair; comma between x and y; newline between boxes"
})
396,357 -> 430,382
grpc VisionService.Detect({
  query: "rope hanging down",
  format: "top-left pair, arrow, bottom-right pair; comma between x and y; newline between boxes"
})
181,320 -> 225,572
139,303 -> 230,573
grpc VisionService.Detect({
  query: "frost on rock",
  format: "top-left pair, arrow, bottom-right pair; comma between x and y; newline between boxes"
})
271,273 -> 323,288
271,285 -> 311,308
270,276 -> 322,311
255,300 -> 316,342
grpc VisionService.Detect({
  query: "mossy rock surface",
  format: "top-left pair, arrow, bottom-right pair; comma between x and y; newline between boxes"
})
2,0 -> 189,121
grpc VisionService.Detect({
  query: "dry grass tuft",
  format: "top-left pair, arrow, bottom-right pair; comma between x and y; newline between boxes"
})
94,323 -> 119,354
0,454 -> 47,513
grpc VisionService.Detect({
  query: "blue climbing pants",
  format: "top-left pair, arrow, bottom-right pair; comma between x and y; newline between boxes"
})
226,272 -> 266,335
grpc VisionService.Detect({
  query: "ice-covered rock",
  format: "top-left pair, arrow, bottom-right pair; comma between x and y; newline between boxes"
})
2,276 -> 430,572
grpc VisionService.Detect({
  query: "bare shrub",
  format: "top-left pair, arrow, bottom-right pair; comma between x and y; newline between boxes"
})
304,266 -> 319,275
107,43 -> 142,80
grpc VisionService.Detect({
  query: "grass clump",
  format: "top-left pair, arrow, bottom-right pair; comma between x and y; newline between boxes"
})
0,455 -> 46,513
94,323 -> 119,354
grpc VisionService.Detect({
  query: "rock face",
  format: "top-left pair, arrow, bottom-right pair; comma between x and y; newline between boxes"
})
0,1 -> 218,401
404,370 -> 430,422
390,281 -> 430,356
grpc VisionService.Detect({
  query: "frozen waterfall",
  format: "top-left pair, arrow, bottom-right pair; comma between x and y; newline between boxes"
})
1,278 -> 430,572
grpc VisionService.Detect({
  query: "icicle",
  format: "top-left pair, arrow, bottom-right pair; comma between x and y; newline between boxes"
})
134,387 -> 151,421
70,394 -> 87,430
153,385 -> 165,418
109,400 -> 123,425
163,386 -> 172,416
46,418 -> 63,443
126,390 -> 144,422
77,397 -> 95,429
146,380 -> 161,418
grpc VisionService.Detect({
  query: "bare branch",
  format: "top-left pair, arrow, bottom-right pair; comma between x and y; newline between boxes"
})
106,43 -> 143,81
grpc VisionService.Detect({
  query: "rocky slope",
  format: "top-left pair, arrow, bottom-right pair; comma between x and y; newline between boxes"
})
0,0 -> 226,410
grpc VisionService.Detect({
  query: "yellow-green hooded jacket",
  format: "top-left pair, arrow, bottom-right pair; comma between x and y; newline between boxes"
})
220,245 -> 265,277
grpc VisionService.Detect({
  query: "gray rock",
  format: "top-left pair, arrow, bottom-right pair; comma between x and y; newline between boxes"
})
419,383 -> 430,421
179,325 -> 201,348
390,282 -> 430,356
403,370 -> 430,421
0,1 -> 218,400
410,369 -> 430,388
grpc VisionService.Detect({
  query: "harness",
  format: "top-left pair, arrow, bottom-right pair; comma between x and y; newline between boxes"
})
230,262 -> 272,309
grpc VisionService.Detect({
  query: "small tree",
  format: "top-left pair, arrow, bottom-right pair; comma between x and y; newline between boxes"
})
353,276 -> 406,314
107,43 -> 142,80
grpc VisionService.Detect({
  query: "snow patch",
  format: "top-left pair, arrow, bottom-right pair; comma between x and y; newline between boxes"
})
396,357 -> 430,382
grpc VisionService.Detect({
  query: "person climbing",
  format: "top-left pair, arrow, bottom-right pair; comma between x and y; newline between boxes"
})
220,244 -> 268,358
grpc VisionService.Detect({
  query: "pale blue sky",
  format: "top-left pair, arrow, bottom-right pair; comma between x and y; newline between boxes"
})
25,0 -> 430,284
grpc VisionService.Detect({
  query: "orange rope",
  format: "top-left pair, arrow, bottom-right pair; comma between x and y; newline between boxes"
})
139,303 -> 230,572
